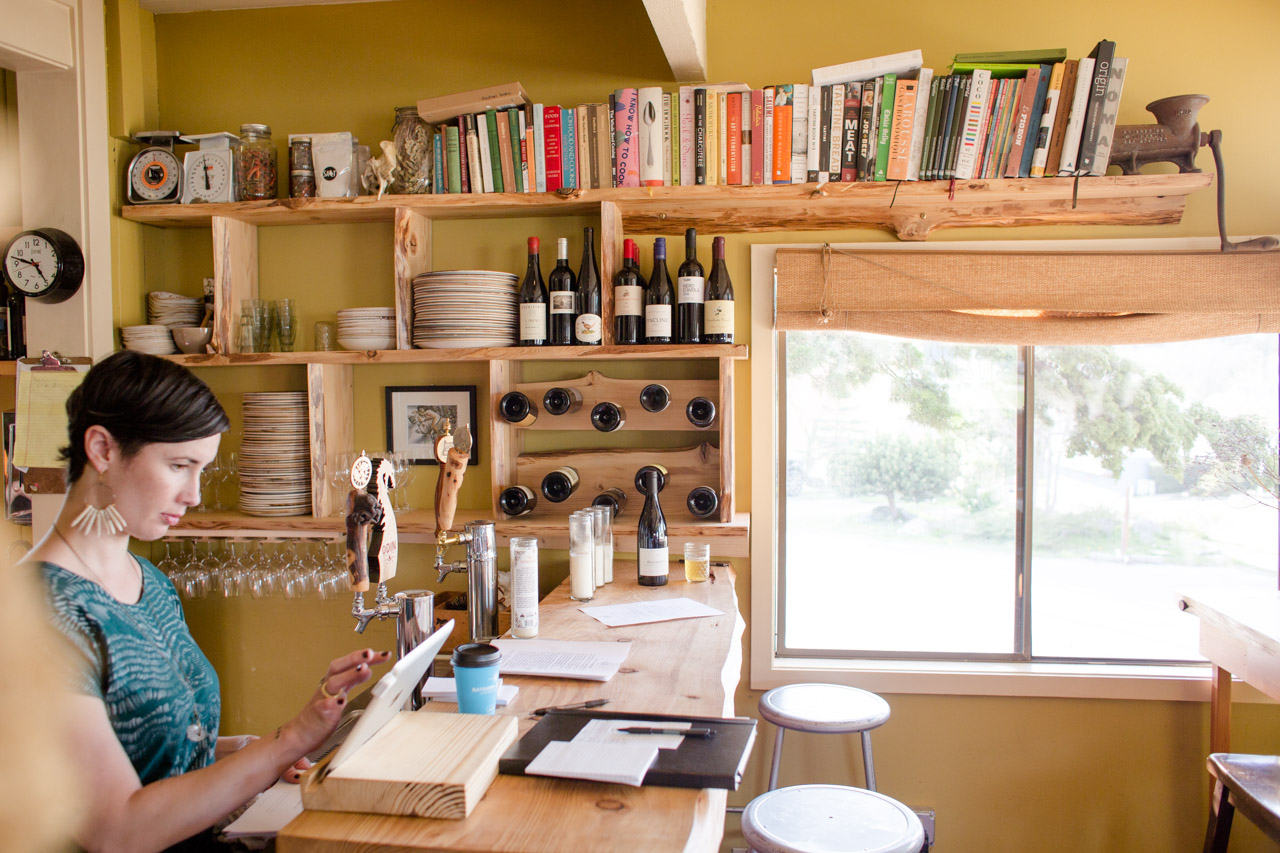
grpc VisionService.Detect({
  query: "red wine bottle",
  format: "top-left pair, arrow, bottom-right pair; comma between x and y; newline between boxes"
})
676,228 -> 704,344
590,401 -> 626,432
686,396 -> 717,429
634,463 -> 668,495
591,487 -> 628,518
499,485 -> 538,517
574,226 -> 602,345
645,237 -> 673,344
636,468 -> 669,586
704,236 -> 734,344
548,237 -> 576,345
541,466 -> 580,502
686,486 -> 719,518
517,237 -> 547,346
639,383 -> 670,413
498,391 -> 538,426
543,387 -> 583,415
613,238 -> 643,345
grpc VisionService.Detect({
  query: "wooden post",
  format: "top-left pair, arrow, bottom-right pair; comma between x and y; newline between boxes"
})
718,356 -> 734,521
212,215 -> 257,354
489,360 -> 518,519
393,208 -> 431,350
308,363 -> 354,518
599,200 -> 624,346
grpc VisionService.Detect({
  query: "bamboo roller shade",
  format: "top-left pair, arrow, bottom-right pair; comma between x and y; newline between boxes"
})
774,246 -> 1280,345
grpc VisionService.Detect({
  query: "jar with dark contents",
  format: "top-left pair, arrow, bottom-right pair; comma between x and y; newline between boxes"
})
289,136 -> 316,198
390,106 -> 431,194
236,123 -> 277,200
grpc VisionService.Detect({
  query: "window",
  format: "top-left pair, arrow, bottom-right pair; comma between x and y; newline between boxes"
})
780,331 -> 1278,664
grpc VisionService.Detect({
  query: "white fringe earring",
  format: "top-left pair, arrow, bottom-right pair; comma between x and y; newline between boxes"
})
70,473 -> 127,537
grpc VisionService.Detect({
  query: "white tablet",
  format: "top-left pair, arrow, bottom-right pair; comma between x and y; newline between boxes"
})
322,619 -> 455,776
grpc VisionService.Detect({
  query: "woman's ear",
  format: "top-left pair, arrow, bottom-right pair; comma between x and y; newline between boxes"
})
81,425 -> 118,474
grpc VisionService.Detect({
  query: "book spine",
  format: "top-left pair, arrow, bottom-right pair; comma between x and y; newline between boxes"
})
662,92 -> 673,186
726,92 -> 743,185
485,109 -> 505,192
839,86 -> 861,182
1043,59 -> 1078,178
532,106 -> 546,192
576,104 -> 589,189
905,68 -> 933,181
806,83 -> 822,182
678,86 -> 695,186
791,83 -> 809,184
560,107 -> 576,190
694,88 -> 707,185
874,73 -> 896,181
854,82 -> 872,181
518,109 -> 531,192
817,85 -> 831,182
1029,62 -> 1065,177
739,91 -> 751,185
542,107 -> 562,192
444,125 -> 462,194
433,131 -> 444,193
997,78 -> 1023,178
761,85 -> 773,185
975,79 -> 999,178
609,93 -> 617,186
942,74 -> 970,180
465,114 -> 482,193
614,88 -> 639,187
455,116 -> 471,193
984,78 -> 1013,178
476,112 -> 494,193
953,69 -> 990,180
1088,56 -> 1127,176
1017,65 -> 1051,178
750,89 -> 765,185
1077,40 -> 1117,175
1003,67 -> 1041,178
1058,57 -> 1093,175
596,103 -> 612,189
831,82 -> 846,181
637,86 -> 663,186
524,123 -> 535,193
587,104 -> 600,189
863,79 -> 881,181
717,91 -> 728,185
885,77 -> 917,181
772,84 -> 793,183
495,109 -> 514,192
509,108 -> 525,192
921,75 -> 948,181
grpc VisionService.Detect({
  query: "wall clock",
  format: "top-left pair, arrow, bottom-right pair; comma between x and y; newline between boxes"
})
126,131 -> 183,204
2,227 -> 85,303
181,132 -> 240,204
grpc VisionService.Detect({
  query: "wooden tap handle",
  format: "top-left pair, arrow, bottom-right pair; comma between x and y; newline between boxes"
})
345,489 -> 376,593
434,447 -> 469,535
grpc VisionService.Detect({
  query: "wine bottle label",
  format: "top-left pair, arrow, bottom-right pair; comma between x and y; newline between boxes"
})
638,546 -> 670,577
615,285 -> 644,316
575,313 -> 602,343
519,304 -> 547,339
550,291 -> 576,315
677,275 -> 706,304
645,304 -> 673,337
705,300 -> 734,335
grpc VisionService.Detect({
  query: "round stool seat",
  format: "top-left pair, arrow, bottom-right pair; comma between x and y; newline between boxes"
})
741,784 -> 924,853
759,683 -> 891,734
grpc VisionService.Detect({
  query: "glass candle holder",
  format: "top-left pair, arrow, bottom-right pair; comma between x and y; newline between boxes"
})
314,320 -> 337,351
568,510 -> 595,601
684,542 -> 711,583
590,505 -> 610,587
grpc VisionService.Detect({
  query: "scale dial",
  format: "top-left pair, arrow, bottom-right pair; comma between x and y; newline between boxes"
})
127,147 -> 182,203
182,151 -> 233,204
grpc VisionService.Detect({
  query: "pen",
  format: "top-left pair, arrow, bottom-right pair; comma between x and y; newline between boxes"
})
619,727 -> 715,739
532,699 -> 611,716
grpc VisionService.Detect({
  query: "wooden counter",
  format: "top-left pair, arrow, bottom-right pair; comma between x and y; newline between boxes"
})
278,562 -> 745,853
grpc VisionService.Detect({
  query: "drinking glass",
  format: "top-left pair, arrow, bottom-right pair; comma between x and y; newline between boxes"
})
568,510 -> 595,602
314,321 -> 337,352
590,506 -> 609,587
275,298 -> 296,352
684,542 -> 711,583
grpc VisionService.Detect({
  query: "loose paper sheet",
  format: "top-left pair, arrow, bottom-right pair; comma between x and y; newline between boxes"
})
525,740 -> 659,787
223,781 -> 303,838
421,677 -> 519,706
492,639 -> 630,681
574,718 -> 692,751
578,597 -> 725,628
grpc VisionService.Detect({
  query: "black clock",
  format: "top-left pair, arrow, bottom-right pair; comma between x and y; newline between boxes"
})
2,228 -> 85,303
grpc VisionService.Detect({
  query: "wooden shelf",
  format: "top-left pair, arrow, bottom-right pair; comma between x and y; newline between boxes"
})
166,510 -> 751,557
164,343 -> 747,367
120,173 -> 1212,241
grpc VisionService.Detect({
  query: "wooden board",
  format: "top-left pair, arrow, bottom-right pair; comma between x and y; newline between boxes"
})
300,711 -> 518,820
512,370 -> 719,432
163,344 -> 747,367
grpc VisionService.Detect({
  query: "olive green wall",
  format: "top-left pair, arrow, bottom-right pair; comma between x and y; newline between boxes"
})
106,0 -> 1280,850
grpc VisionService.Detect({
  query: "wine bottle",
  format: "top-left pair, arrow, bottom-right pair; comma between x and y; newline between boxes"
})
639,383 -> 670,413
498,484 -> 538,517
634,463 -> 668,495
574,226 -> 602,345
517,237 -> 547,346
636,468 -> 669,586
686,486 -> 720,518
613,238 -> 643,345
686,396 -> 717,429
676,227 -> 704,344
543,386 -> 583,415
591,487 -> 628,518
590,401 -> 626,432
498,391 -> 538,426
541,466 -> 581,503
6,286 -> 25,359
548,237 -> 576,346
0,304 -> 9,360
644,237 -> 673,344
703,235 -> 734,344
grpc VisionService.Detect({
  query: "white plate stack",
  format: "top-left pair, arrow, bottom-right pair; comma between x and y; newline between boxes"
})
337,307 -> 397,351
411,270 -> 518,349
120,324 -> 178,354
147,291 -> 205,327
238,391 -> 312,517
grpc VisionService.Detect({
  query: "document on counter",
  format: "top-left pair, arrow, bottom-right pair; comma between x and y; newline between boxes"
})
524,739 -> 659,787
421,677 -> 519,705
223,780 -> 303,838
578,597 -> 725,628
492,638 -> 631,681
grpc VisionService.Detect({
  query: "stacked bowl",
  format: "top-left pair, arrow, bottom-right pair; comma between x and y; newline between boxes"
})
337,307 -> 396,351
147,291 -> 204,327
411,270 -> 518,349
120,324 -> 178,354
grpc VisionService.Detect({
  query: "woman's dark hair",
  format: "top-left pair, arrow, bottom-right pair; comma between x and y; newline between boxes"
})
61,351 -> 230,483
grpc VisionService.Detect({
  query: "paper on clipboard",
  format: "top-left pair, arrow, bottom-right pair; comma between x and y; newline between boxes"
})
13,354 -> 90,470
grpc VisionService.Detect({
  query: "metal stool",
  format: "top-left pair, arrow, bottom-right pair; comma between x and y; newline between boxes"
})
741,784 -> 924,853
759,683 -> 891,791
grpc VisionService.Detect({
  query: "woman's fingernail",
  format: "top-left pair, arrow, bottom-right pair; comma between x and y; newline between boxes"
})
336,696 -> 345,706
356,663 -> 365,672
379,650 -> 391,657
363,650 -> 372,660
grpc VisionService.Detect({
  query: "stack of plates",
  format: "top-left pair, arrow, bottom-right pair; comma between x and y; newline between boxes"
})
238,391 -> 311,517
120,324 -> 178,354
147,292 -> 204,328
337,307 -> 397,351
411,270 -> 518,349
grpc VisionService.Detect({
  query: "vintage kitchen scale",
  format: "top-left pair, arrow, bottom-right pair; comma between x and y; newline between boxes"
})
125,131 -> 184,204
180,132 -> 239,204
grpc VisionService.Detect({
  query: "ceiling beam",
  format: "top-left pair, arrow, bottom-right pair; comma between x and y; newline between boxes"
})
641,0 -> 707,83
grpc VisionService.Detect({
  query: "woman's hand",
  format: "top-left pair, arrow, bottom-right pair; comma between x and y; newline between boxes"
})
277,649 -> 392,759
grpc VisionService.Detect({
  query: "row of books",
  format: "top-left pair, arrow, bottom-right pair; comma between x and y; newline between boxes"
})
415,42 -> 1124,194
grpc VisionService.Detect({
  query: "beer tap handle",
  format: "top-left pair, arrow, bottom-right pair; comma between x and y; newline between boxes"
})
434,425 -> 472,537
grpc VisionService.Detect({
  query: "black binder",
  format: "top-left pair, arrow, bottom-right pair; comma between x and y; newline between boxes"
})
498,709 -> 757,790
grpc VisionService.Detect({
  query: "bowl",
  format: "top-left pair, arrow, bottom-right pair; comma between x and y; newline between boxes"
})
172,326 -> 212,354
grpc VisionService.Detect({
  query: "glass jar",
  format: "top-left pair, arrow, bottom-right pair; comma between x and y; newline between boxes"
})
237,123 -> 277,200
289,136 -> 315,198
390,106 -> 431,194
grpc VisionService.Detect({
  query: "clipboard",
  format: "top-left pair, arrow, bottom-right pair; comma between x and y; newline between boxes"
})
13,350 -> 92,494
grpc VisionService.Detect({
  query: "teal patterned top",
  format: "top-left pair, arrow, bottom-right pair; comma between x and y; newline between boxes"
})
39,557 -> 221,785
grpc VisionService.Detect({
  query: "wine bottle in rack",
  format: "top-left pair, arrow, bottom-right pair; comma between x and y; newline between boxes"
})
548,237 -> 576,346
639,383 -> 671,413
574,226 -> 602,345
543,386 -> 583,415
518,237 -> 547,347
676,227 -> 704,344
590,401 -> 626,432
686,486 -> 720,518
498,484 -> 538,517
541,466 -> 581,503
6,286 -> 26,359
703,236 -> 734,344
637,468 -> 669,587
498,391 -> 538,426
613,238 -> 643,345
686,396 -> 717,429
591,487 -> 628,518
645,237 -> 673,344
635,463 -> 668,495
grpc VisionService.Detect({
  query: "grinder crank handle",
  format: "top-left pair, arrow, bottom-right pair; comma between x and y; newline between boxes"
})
434,426 -> 472,536
1207,130 -> 1279,253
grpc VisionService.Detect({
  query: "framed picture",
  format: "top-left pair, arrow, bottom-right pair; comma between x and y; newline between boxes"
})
385,385 -> 478,466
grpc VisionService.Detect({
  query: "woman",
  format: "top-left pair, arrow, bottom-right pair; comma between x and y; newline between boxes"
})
25,351 -> 387,852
